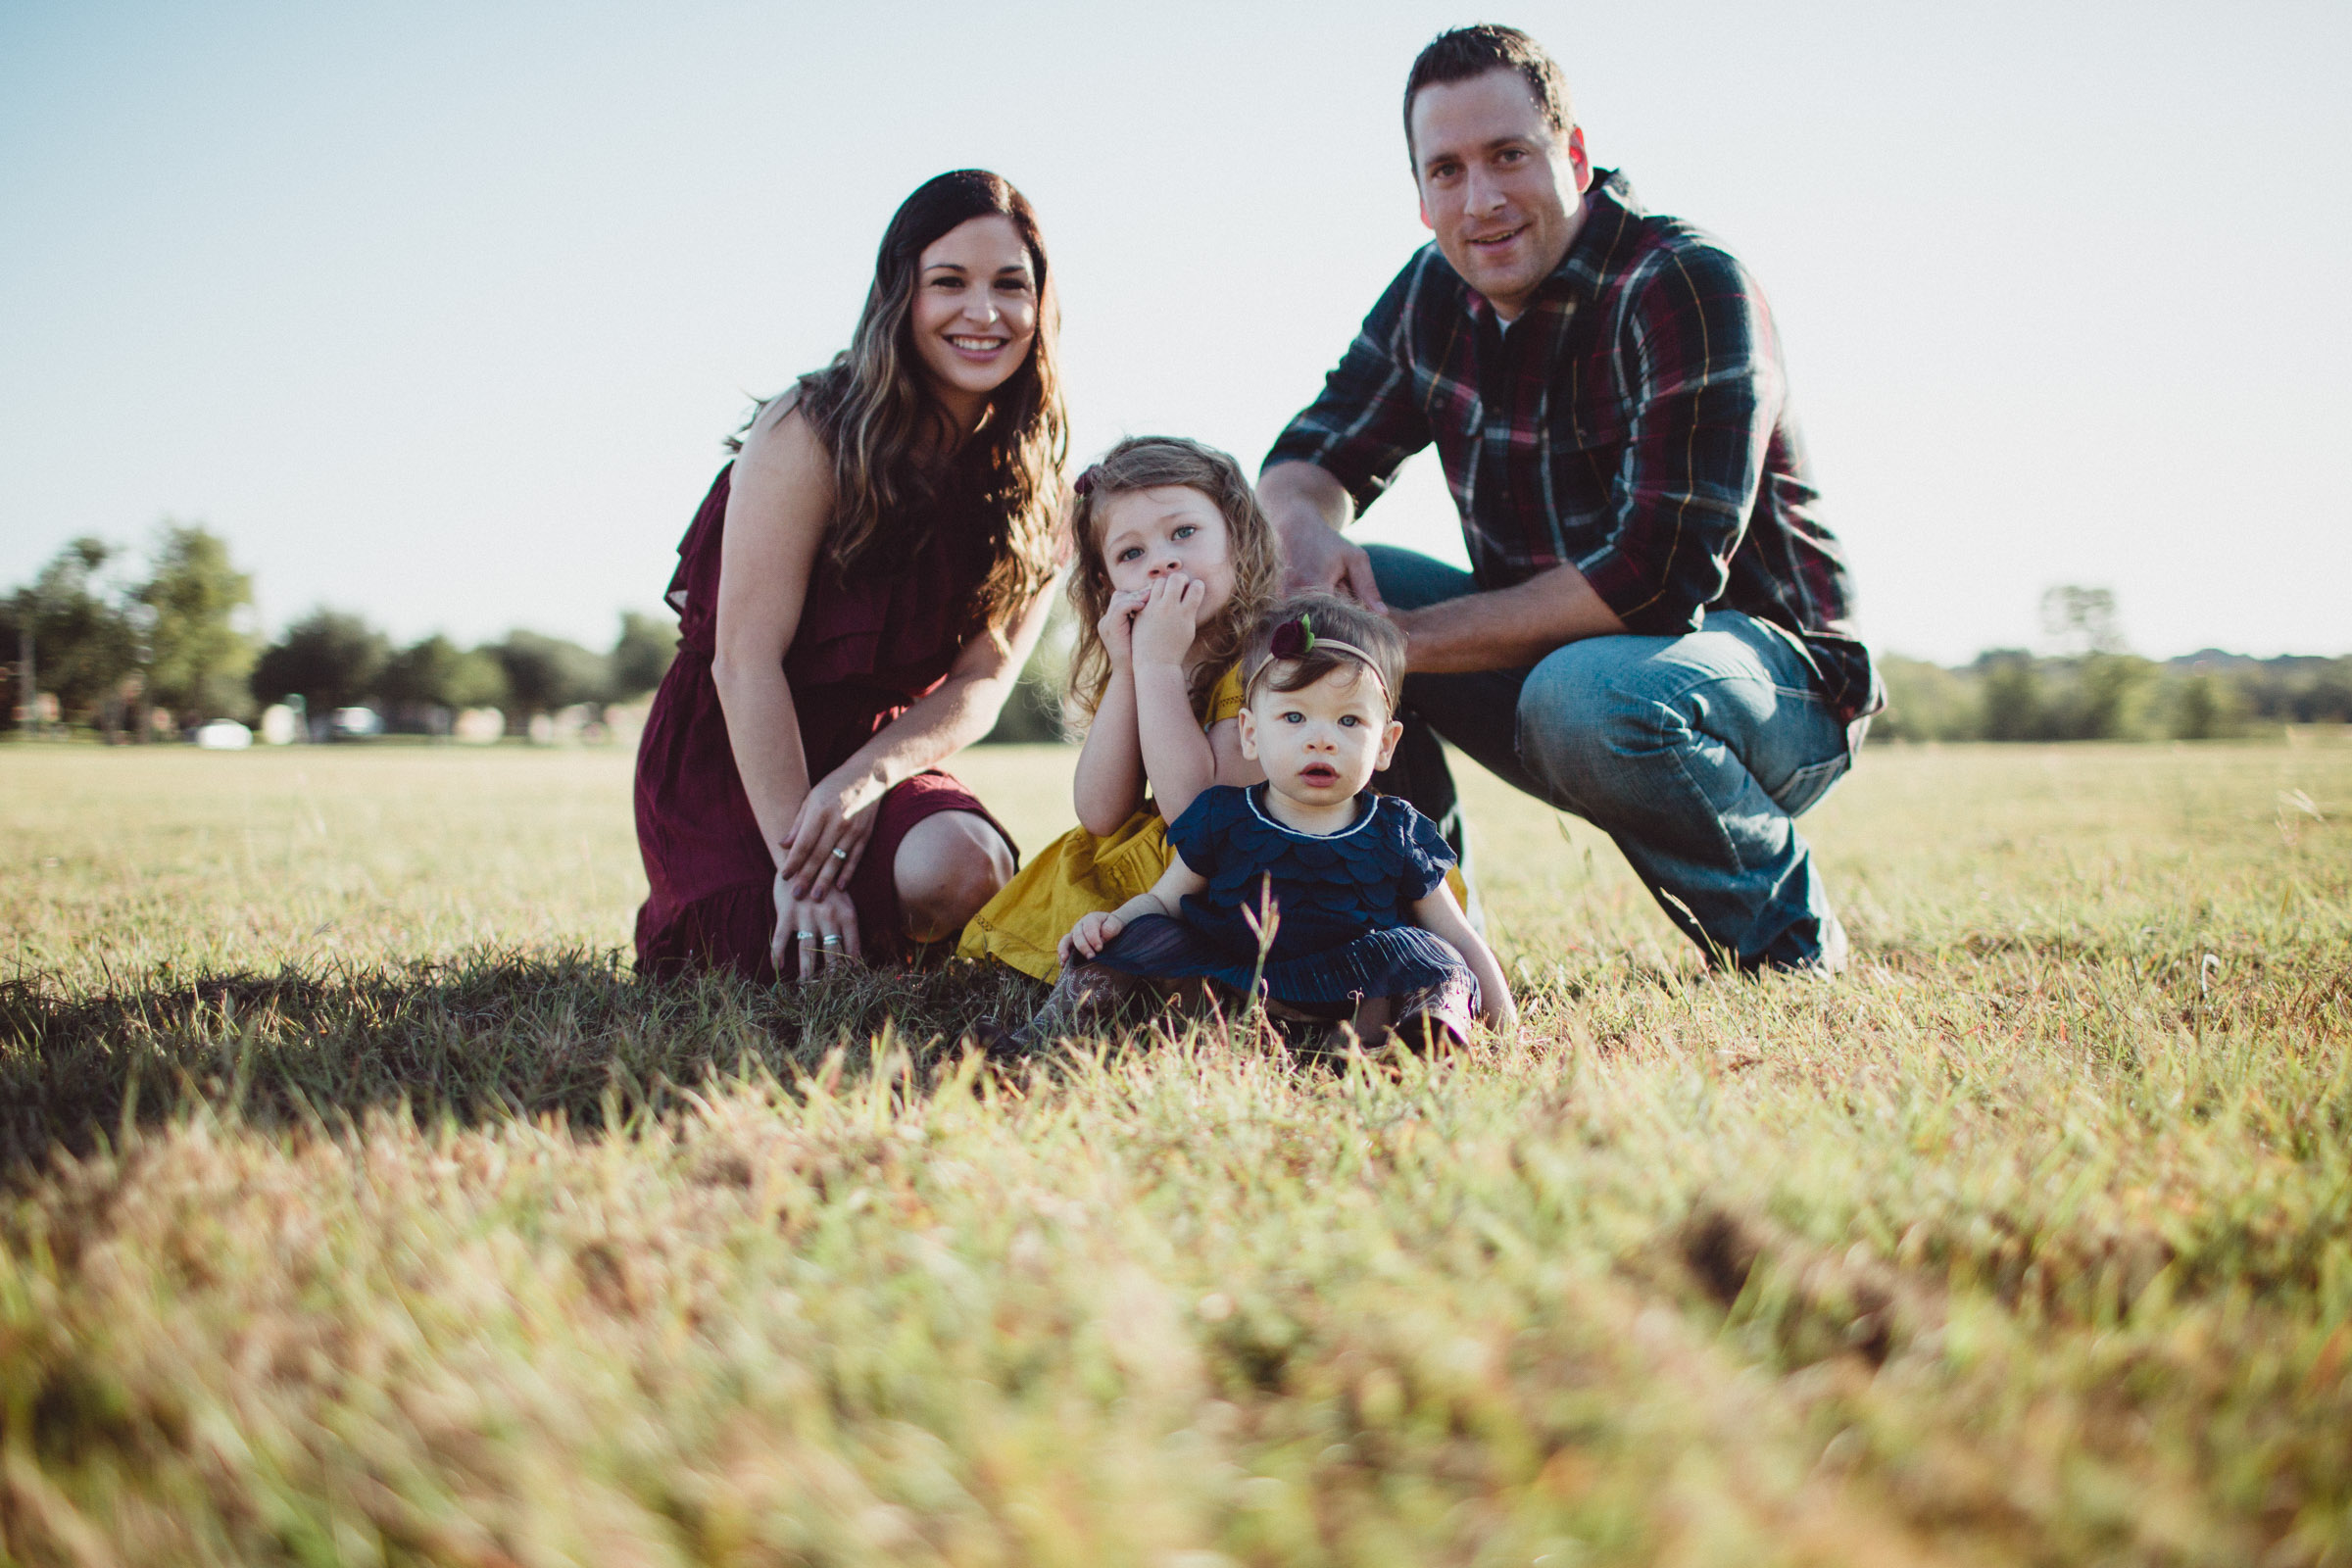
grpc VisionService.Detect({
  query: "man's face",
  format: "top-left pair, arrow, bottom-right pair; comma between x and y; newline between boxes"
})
1409,69 -> 1592,319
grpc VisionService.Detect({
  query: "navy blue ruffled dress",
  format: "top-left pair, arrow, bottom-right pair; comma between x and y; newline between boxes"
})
1090,784 -> 1477,1008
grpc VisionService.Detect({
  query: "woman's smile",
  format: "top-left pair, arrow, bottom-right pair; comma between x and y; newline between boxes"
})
946,332 -> 1011,360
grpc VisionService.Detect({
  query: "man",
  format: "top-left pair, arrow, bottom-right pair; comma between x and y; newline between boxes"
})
1260,24 -> 1878,973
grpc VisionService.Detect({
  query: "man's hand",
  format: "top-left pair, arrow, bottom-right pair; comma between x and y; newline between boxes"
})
1258,462 -> 1385,610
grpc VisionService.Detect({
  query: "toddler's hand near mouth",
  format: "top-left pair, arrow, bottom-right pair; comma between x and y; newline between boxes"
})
1131,574 -> 1205,666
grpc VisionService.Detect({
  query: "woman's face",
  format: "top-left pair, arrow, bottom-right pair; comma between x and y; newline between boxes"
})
907,214 -> 1039,424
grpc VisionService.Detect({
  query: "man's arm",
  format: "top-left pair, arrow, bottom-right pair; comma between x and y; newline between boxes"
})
1261,259 -> 1442,605
1261,459 -> 1628,672
1258,462 -> 1382,608
1390,564 -> 1625,673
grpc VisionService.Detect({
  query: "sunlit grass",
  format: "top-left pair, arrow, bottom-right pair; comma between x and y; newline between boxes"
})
0,736 -> 2347,1565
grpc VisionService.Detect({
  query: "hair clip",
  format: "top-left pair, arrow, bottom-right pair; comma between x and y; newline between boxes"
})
1268,612 -> 1315,661
1072,465 -> 1102,497
1250,612 -> 1393,706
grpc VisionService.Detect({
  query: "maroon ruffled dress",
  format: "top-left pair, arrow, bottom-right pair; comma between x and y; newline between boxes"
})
633,464 -> 1016,981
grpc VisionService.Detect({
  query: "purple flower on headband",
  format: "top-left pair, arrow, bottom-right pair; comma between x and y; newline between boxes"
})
1072,466 -> 1101,497
1268,613 -> 1314,661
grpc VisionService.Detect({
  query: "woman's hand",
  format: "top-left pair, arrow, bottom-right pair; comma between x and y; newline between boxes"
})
1130,573 -> 1204,669
1098,588 -> 1148,673
771,876 -> 864,976
1059,909 -> 1126,966
777,761 -> 886,899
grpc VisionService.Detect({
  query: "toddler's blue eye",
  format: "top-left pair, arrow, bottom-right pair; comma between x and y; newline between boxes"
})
1173,524 -> 1196,539
1339,714 -> 1359,726
1115,547 -> 1142,563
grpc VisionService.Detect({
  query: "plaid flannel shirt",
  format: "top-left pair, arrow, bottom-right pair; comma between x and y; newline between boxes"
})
1266,170 -> 1880,722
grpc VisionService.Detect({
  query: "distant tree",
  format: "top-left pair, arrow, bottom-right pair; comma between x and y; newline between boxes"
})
494,630 -> 607,718
2039,585 -> 2125,657
138,522 -> 256,722
1976,651 -> 2044,742
2170,673 -> 2241,740
978,599 -> 1073,745
378,634 -> 505,710
1870,656 -> 1978,743
445,646 -> 511,710
378,635 -> 458,712
2056,653 -> 2158,740
252,610 -> 389,712
607,611 -> 676,703
2306,660 -> 2352,724
9,538 -> 140,726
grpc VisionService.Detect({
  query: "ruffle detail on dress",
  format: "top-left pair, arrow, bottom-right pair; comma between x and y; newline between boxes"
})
1091,913 -> 1473,1006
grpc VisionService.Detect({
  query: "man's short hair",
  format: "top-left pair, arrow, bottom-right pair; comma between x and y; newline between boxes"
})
1402,24 -> 1573,163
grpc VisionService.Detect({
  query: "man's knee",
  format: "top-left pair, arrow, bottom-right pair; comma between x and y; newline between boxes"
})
896,812 -> 1014,942
1514,642 -> 1686,813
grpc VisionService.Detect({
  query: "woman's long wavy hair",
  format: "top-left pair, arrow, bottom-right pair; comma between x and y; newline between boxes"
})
751,170 -> 1067,636
1063,436 -> 1282,728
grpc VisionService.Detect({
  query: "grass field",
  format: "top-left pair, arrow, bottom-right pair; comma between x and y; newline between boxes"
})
1,737 -> 2348,1566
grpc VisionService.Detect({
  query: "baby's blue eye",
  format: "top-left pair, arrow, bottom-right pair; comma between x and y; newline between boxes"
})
1281,711 -> 1304,724
1339,714 -> 1360,727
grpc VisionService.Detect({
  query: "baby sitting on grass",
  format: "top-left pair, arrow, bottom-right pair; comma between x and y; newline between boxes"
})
1020,594 -> 1515,1050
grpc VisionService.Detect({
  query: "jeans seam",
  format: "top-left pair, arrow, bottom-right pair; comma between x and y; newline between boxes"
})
1660,714 -> 1753,876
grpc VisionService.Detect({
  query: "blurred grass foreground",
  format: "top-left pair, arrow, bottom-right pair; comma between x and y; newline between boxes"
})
1,738 -> 2348,1566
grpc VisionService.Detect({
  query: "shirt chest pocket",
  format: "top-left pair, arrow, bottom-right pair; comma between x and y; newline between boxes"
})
1550,406 -> 1629,504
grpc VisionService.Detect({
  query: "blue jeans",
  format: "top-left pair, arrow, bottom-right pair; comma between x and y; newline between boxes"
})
1366,546 -> 1859,969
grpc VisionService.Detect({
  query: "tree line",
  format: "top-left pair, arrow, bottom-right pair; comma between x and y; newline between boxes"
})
1873,650 -> 2352,743
1871,590 -> 2352,743
5,526 -> 675,739
11,536 -> 2343,747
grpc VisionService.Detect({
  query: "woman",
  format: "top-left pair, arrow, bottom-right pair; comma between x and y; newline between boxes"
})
634,170 -> 1064,981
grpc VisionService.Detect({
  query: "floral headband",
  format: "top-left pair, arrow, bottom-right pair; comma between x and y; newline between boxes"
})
1245,611 -> 1393,707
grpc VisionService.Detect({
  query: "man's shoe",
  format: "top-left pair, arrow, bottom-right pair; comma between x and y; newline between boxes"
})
1787,911 -> 1849,979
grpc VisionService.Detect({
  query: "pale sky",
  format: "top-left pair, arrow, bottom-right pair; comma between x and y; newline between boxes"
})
4,0 -> 2346,664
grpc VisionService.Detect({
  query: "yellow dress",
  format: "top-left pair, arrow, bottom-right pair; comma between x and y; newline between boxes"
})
958,665 -> 1250,982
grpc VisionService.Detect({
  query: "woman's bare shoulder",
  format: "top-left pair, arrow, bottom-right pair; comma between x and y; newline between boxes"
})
738,391 -> 832,485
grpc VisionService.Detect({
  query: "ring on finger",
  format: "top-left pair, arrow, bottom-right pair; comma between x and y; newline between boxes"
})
796,930 -> 817,942
830,846 -> 850,861
821,933 -> 842,947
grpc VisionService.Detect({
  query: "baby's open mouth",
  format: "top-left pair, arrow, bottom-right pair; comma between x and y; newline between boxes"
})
1298,764 -> 1339,786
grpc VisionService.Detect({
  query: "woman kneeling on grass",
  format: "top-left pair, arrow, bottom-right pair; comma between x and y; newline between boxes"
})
1017,595 -> 1516,1050
633,171 -> 1064,982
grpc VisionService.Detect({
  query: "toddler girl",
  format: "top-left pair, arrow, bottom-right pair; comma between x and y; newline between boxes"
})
1033,594 -> 1516,1049
958,436 -> 1279,978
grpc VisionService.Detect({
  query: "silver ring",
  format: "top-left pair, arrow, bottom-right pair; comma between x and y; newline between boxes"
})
821,934 -> 842,946
830,846 -> 850,860
796,930 -> 817,942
